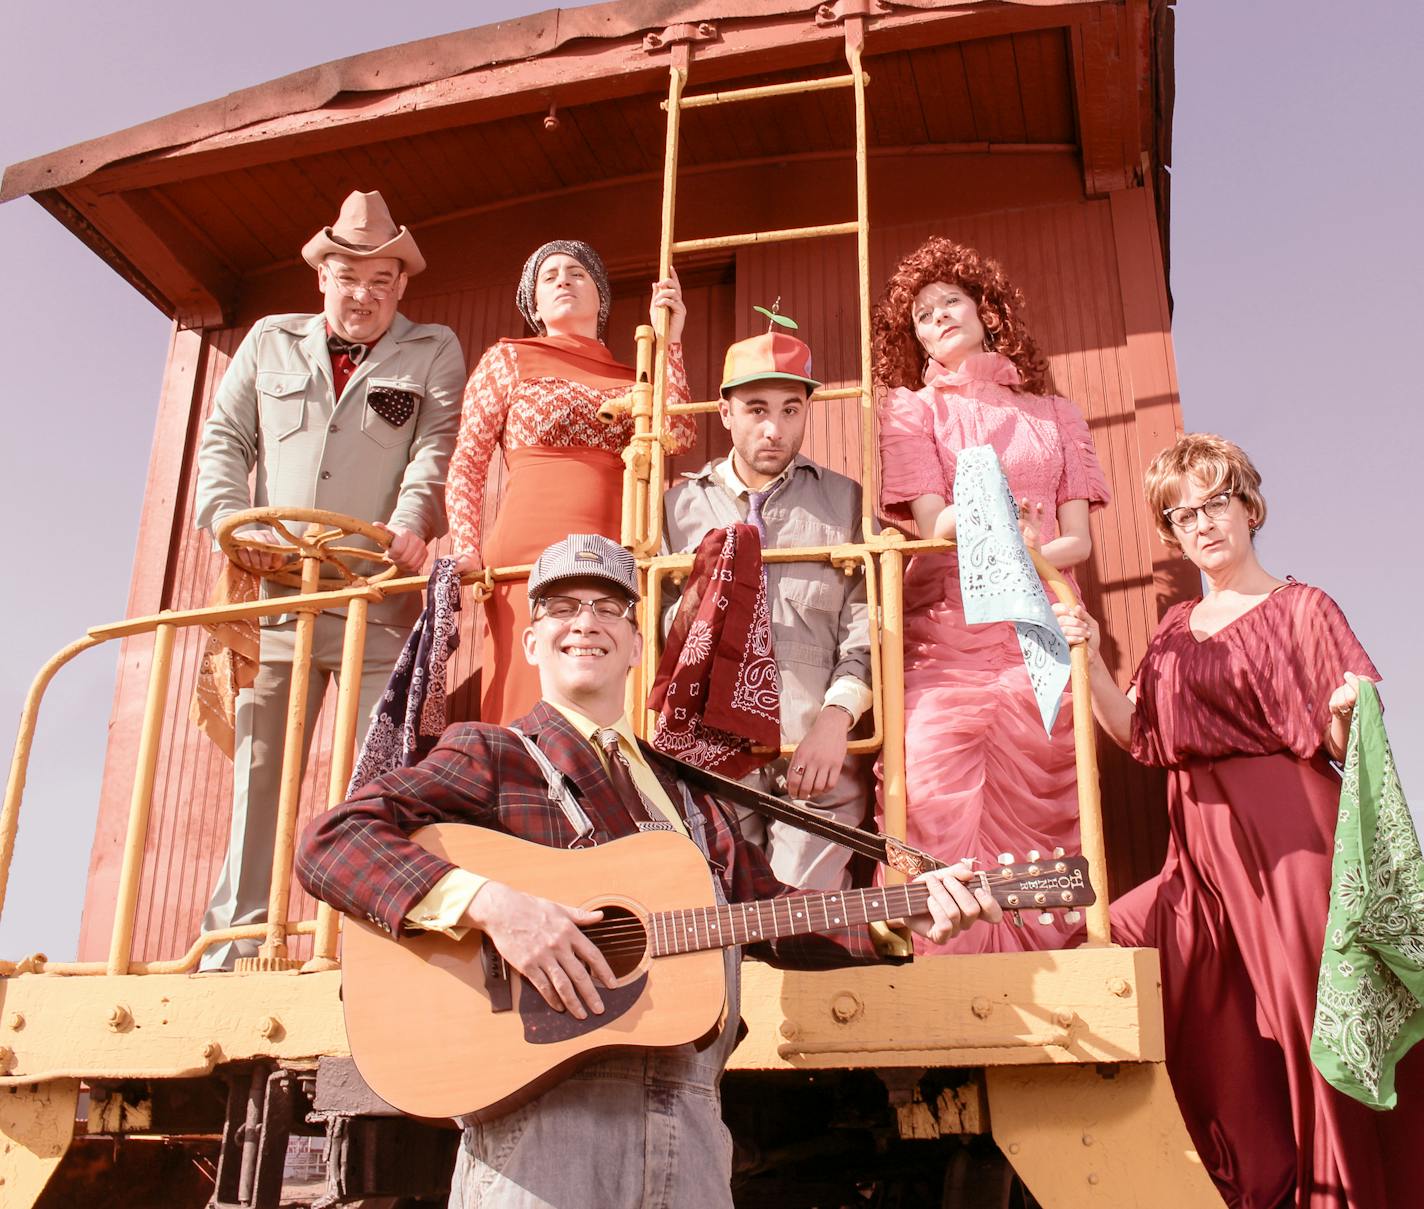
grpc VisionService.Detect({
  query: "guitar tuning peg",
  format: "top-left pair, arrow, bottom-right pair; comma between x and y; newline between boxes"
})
1037,912 -> 1055,926
1027,849 -> 1041,862
998,852 -> 1014,865
1052,847 -> 1065,858
1063,910 -> 1082,925
1010,910 -> 1024,928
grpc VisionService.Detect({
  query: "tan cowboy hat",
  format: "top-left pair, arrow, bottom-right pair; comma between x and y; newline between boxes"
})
301,190 -> 426,276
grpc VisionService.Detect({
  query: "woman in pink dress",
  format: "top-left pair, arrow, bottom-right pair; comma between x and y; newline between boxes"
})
870,237 -> 1109,954
1056,433 -> 1421,1208
446,241 -> 696,723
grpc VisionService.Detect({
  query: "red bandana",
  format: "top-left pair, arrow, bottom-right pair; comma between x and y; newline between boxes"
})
648,524 -> 780,776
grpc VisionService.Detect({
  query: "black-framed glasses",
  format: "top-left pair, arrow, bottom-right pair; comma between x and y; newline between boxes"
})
1163,492 -> 1233,532
533,595 -> 637,623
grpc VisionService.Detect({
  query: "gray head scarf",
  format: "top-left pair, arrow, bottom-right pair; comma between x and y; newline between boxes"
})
516,240 -> 612,340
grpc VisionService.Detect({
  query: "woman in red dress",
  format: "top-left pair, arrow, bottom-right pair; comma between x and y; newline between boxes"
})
1056,433 -> 1421,1208
445,241 -> 696,723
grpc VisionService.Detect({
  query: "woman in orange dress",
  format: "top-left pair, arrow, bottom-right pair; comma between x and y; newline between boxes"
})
446,240 -> 696,723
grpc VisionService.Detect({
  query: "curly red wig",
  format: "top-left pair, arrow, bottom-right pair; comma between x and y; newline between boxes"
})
871,237 -> 1052,396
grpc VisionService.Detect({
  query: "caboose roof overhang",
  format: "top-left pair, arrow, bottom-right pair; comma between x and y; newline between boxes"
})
1,0 -> 1173,328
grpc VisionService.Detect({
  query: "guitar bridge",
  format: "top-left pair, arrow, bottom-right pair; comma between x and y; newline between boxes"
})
482,934 -> 513,1013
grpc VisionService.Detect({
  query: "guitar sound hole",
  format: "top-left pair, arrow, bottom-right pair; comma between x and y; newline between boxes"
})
585,905 -> 647,980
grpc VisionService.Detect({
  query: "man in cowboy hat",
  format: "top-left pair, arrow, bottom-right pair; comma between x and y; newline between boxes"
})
194,189 -> 465,970
663,319 -> 874,893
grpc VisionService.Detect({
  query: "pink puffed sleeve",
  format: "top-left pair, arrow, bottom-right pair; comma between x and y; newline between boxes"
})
446,343 -> 516,565
1052,396 -> 1110,511
878,386 -> 947,523
1251,585 -> 1381,759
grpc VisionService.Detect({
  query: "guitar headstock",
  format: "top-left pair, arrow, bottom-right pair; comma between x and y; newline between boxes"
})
985,849 -> 1094,926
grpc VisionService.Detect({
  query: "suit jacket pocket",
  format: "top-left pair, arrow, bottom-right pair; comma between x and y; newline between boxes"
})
257,370 -> 308,440
362,378 -> 424,448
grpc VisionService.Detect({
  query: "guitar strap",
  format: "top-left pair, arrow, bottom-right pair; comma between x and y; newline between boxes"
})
641,743 -> 946,878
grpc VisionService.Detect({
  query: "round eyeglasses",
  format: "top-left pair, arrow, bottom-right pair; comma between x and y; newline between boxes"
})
1163,492 -> 1233,532
328,276 -> 399,301
534,595 -> 637,622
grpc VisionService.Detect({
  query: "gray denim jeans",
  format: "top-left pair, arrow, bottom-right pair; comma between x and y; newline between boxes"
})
449,793 -> 741,1209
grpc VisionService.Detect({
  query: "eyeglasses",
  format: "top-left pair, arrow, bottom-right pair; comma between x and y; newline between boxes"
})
1163,492 -> 1234,532
328,276 -> 399,301
534,595 -> 637,623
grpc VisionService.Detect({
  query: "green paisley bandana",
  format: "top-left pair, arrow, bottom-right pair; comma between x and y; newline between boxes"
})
1311,679 -> 1424,1109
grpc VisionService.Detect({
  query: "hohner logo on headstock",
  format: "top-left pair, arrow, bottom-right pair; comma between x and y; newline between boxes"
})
1015,868 -> 1086,893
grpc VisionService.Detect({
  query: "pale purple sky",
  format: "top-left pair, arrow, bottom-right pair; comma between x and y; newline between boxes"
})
2,1 -> 1420,959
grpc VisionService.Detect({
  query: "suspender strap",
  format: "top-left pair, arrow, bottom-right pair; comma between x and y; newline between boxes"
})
641,744 -> 945,876
509,726 -> 598,849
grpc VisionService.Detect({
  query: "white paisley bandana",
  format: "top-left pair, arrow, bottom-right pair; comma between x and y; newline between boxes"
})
1311,678 -> 1424,1109
953,444 -> 1070,734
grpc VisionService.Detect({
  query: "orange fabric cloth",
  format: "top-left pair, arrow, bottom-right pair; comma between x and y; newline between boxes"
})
445,340 -> 694,565
190,562 -> 262,758
479,446 -> 625,724
501,333 -> 635,390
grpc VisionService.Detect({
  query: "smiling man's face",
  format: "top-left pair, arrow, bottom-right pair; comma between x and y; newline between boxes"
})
522,580 -> 642,719
318,253 -> 406,344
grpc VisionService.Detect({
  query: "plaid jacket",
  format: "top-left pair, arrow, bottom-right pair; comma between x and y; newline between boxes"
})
296,700 -> 877,967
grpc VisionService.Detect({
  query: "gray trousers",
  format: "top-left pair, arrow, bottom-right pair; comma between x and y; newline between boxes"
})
449,791 -> 741,1209
199,615 -> 407,970
735,752 -> 871,891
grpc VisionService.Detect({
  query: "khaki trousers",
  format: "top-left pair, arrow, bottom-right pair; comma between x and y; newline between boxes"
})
199,615 -> 407,970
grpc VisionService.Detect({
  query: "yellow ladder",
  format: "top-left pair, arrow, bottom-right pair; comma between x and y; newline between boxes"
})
623,18 -> 877,558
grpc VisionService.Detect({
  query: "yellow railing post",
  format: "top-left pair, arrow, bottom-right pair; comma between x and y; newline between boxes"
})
250,545 -> 323,969
106,622 -> 177,976
877,547 -> 908,884
303,593 -> 372,972
0,636 -> 101,922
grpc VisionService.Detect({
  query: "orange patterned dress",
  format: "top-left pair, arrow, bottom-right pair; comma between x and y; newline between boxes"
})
446,334 -> 694,722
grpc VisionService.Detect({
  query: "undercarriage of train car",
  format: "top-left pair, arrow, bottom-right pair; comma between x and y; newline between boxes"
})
0,3 -> 1220,1206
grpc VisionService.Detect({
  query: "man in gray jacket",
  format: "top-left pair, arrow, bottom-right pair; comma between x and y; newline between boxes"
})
663,324 -> 872,890
194,190 -> 465,969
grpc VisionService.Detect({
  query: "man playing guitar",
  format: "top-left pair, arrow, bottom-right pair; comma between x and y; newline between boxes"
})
298,533 -> 1000,1208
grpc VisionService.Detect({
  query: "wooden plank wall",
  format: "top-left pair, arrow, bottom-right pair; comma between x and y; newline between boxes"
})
77,187 -> 1182,960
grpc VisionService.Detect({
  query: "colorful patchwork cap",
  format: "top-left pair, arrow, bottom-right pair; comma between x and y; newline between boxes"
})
528,534 -> 640,601
719,307 -> 821,394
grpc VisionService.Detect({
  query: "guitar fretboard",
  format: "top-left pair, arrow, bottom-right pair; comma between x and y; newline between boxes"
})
649,883 -> 932,956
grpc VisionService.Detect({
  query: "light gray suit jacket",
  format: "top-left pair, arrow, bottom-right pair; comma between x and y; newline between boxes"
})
195,311 -> 465,625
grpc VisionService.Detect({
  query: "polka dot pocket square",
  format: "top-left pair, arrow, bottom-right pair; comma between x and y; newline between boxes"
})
366,386 -> 420,427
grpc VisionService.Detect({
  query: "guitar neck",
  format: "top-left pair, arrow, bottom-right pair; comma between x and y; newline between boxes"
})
649,883 -> 931,957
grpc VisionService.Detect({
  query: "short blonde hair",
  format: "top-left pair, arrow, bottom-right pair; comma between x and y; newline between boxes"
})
1144,433 -> 1267,548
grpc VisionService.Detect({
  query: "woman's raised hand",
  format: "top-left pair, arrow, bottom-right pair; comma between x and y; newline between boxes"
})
1052,601 -> 1101,657
453,551 -> 483,575
1327,671 -> 1363,723
649,265 -> 686,344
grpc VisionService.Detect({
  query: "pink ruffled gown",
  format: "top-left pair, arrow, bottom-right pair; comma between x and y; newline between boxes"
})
878,353 -> 1109,954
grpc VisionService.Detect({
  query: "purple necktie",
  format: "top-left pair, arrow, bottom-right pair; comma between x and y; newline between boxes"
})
745,484 -> 780,541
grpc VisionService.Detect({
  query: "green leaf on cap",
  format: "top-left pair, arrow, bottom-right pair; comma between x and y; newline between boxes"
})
753,305 -> 799,330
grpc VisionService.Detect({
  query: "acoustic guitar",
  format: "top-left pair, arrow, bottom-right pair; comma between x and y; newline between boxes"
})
340,825 -> 1093,1122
